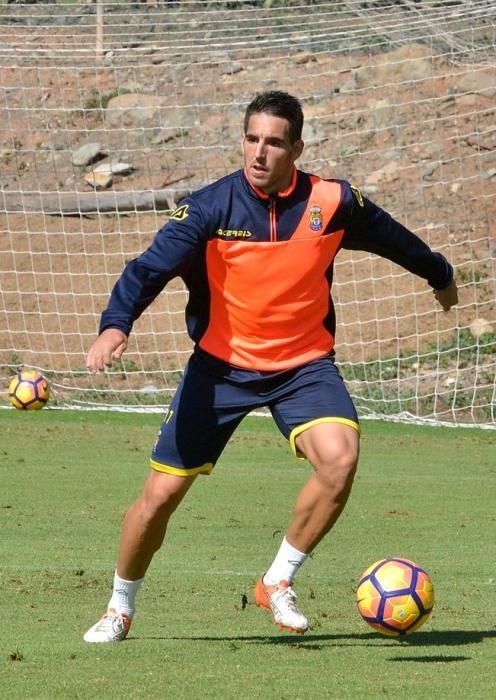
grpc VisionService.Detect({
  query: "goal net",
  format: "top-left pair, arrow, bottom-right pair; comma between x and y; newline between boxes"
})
1,0 -> 495,426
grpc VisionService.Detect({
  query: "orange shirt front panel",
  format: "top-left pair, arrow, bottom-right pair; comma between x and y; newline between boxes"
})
199,178 -> 344,370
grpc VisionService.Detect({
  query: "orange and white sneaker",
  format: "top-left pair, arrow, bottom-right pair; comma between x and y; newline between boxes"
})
254,577 -> 308,634
83,608 -> 132,643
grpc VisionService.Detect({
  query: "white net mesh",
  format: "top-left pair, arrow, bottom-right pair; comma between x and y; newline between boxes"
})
1,0 -> 495,424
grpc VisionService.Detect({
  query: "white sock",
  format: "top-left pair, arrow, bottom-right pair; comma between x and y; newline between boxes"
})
108,571 -> 144,619
263,537 -> 308,585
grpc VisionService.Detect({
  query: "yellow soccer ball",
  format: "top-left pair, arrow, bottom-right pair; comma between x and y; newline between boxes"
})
356,557 -> 435,636
8,370 -> 50,410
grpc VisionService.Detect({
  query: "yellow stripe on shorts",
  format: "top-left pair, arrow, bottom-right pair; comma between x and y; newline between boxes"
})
290,417 -> 361,459
150,459 -> 214,476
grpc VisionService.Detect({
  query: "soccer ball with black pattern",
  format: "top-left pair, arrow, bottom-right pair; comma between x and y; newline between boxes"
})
8,370 -> 50,410
356,557 -> 435,636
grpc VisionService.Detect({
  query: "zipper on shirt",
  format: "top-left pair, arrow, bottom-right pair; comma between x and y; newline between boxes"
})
269,197 -> 277,241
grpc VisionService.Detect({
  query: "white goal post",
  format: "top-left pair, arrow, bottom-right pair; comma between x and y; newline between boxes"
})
0,0 -> 495,426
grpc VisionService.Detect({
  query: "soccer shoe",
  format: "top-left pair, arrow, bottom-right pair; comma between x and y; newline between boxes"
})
83,608 -> 132,643
254,577 -> 308,634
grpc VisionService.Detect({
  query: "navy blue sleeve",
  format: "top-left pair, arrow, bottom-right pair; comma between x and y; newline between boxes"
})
340,183 -> 453,290
99,198 -> 206,335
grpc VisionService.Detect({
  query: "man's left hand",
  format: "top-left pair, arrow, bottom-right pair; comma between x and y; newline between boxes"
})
434,278 -> 458,311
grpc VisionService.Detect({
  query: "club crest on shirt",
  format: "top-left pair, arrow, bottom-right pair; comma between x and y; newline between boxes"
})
309,204 -> 323,231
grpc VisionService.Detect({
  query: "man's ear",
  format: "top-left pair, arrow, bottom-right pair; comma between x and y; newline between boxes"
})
293,139 -> 304,160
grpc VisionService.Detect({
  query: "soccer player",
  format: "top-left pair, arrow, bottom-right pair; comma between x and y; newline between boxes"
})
84,91 -> 458,642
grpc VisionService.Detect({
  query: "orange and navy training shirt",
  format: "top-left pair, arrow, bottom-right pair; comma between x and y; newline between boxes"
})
100,168 -> 453,372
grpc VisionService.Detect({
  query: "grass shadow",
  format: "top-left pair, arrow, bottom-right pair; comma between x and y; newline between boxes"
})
388,655 -> 471,663
137,629 -> 496,647
400,629 -> 496,646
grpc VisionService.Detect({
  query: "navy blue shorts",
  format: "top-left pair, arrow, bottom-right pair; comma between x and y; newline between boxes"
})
150,350 -> 359,476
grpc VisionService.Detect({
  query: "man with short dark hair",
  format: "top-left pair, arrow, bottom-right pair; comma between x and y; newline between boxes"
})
84,91 -> 457,642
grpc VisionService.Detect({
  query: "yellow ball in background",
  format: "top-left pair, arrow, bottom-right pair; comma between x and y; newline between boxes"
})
8,370 -> 50,410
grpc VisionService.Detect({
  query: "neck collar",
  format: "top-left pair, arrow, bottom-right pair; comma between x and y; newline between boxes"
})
244,167 -> 298,199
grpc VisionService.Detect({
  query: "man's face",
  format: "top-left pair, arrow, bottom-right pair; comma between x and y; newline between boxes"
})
242,112 -> 304,195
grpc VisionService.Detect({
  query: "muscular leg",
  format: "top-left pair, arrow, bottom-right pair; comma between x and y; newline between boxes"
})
286,422 -> 360,553
116,469 -> 197,580
254,422 -> 358,633
84,469 -> 196,642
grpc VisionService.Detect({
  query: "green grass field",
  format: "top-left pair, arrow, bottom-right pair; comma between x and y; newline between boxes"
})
1,410 -> 495,699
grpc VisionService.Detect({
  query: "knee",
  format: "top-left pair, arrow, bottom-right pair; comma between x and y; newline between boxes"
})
310,438 -> 359,493
138,488 -> 170,521
137,471 -> 193,522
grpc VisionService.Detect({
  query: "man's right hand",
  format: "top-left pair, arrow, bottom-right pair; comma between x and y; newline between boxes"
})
86,328 -> 128,373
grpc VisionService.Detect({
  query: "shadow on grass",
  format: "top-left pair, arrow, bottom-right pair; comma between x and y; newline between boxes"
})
399,629 -> 496,646
137,629 -> 496,648
388,655 -> 471,663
